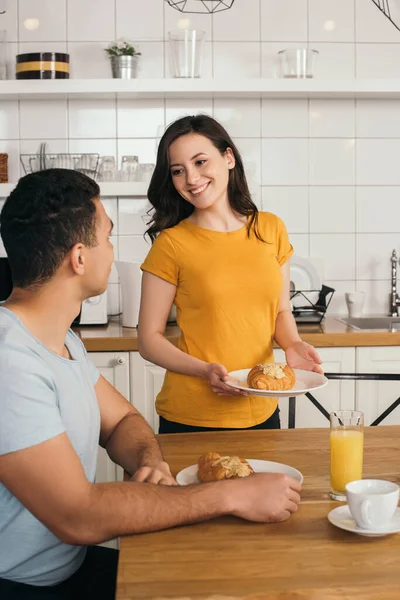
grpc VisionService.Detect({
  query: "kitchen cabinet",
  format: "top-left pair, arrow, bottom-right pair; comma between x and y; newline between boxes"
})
274,347 -> 356,429
130,352 -> 164,434
88,351 -> 130,549
356,346 -> 400,426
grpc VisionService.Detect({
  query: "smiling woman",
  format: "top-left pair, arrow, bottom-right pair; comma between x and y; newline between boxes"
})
137,115 -> 322,434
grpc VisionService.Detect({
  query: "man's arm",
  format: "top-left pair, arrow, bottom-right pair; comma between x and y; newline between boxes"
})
0,434 -> 301,546
96,374 -> 175,484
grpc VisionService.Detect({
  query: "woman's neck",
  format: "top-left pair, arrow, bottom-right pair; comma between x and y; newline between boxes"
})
189,200 -> 248,233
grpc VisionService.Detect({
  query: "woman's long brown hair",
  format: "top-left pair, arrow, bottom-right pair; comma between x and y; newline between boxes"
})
145,114 -> 263,243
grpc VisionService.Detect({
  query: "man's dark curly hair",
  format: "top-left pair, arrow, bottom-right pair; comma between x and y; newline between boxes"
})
0,168 -> 100,289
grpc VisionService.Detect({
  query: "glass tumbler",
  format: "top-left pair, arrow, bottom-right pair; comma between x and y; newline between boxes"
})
136,163 -> 155,183
168,30 -> 205,78
98,156 -> 116,182
278,48 -> 318,79
330,410 -> 364,501
119,155 -> 139,182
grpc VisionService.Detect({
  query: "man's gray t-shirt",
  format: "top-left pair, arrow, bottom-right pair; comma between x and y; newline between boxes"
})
0,307 -> 101,586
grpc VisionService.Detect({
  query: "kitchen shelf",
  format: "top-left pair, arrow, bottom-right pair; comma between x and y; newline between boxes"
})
0,182 -> 149,198
1,78 -> 400,99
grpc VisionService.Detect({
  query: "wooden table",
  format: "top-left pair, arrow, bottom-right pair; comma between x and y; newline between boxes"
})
117,427 -> 400,600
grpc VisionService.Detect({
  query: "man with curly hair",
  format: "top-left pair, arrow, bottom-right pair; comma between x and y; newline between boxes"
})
0,169 -> 301,600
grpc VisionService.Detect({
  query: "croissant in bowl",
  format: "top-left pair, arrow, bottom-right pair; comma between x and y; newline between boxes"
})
247,363 -> 295,391
197,452 -> 254,482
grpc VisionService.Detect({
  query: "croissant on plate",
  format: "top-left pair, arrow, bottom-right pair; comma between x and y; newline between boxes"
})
247,363 -> 296,391
197,452 -> 254,482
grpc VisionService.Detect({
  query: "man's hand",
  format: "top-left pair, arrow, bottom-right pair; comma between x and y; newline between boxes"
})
227,472 -> 301,523
131,461 -> 178,486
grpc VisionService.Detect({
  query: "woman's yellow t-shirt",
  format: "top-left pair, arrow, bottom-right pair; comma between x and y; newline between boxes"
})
140,211 -> 293,428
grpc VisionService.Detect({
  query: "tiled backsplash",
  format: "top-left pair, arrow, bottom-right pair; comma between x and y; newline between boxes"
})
1,0 -> 400,317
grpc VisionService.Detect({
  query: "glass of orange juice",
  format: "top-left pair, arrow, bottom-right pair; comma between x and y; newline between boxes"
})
330,410 -> 364,501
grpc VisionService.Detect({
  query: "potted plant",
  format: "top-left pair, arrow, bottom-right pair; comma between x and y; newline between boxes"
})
105,38 -> 141,79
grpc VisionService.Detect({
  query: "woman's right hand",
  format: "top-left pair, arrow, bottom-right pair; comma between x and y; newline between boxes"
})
205,363 -> 248,397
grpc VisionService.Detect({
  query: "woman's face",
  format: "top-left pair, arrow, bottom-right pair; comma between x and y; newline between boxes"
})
168,133 -> 235,210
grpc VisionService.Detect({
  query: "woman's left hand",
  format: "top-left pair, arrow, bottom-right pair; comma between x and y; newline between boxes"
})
285,341 -> 324,374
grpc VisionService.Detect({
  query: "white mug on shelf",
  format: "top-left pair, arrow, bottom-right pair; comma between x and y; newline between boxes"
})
345,291 -> 365,318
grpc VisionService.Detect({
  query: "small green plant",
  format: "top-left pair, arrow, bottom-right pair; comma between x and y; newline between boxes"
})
105,39 -> 141,57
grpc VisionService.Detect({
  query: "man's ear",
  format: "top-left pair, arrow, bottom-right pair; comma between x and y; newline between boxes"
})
69,243 -> 85,276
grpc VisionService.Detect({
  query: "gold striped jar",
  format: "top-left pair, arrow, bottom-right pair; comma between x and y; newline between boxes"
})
16,52 -> 70,79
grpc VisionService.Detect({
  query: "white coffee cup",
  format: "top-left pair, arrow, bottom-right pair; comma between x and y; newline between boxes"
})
346,479 -> 399,530
345,291 -> 365,318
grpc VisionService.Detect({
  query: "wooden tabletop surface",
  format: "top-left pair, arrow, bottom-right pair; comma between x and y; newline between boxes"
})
116,426 -> 400,600
75,316 -> 400,352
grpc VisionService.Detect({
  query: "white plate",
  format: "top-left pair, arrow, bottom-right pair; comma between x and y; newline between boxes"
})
290,255 -> 322,292
328,505 -> 400,537
176,459 -> 303,486
225,368 -> 328,398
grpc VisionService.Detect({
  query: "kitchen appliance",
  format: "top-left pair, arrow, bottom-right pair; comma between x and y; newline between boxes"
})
0,256 -> 12,301
115,260 -> 176,328
0,256 -> 107,325
73,292 -> 108,326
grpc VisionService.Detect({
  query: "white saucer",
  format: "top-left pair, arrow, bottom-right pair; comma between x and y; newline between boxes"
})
226,368 -> 328,398
328,505 -> 400,537
176,459 -> 303,486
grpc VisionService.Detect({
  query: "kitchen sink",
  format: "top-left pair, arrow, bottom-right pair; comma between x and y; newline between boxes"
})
339,316 -> 400,331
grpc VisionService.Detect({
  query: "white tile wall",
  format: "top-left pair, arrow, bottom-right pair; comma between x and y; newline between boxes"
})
213,0 -> 260,42
20,100 -> 68,139
67,0 -> 115,42
309,187 -> 355,233
262,99 -> 308,138
356,100 -> 400,138
213,42 -> 261,79
262,139 -> 308,185
117,99 -> 165,139
309,99 -> 355,138
214,98 -> 261,139
262,187 -> 309,234
310,139 -> 355,186
1,0 -> 400,318
308,0 -> 355,43
261,0 -> 308,43
116,0 -> 164,42
19,0 -> 67,43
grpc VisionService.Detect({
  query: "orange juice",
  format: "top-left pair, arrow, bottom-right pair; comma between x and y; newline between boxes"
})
330,429 -> 364,493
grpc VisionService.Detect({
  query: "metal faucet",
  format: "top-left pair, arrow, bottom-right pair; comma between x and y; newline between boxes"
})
390,249 -> 400,316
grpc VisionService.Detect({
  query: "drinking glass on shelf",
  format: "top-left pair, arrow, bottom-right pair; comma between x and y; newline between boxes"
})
278,48 -> 318,79
168,30 -> 205,78
136,163 -> 155,183
330,410 -> 364,501
119,155 -> 139,182
98,156 -> 116,182
51,154 -> 76,169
